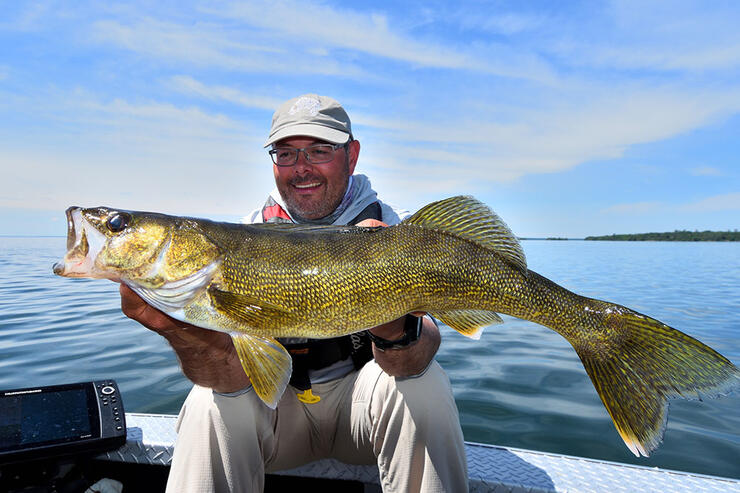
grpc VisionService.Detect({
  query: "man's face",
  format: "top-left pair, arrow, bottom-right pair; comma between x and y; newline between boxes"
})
272,136 -> 359,221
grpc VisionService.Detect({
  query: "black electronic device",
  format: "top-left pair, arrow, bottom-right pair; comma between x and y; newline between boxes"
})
0,380 -> 126,464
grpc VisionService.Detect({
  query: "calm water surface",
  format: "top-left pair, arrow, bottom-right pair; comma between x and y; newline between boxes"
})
0,237 -> 738,479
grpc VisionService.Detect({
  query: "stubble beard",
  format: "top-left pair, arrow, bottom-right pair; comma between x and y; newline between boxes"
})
281,161 -> 351,222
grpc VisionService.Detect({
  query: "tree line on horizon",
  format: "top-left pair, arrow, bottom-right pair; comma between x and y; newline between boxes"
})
584,230 -> 739,241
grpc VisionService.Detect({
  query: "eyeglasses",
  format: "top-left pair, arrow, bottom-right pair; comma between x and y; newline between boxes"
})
268,143 -> 349,167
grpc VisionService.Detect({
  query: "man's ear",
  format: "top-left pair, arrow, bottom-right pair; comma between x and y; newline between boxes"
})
347,139 -> 360,175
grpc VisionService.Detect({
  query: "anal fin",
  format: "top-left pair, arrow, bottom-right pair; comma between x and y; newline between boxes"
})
230,333 -> 292,409
430,309 -> 503,340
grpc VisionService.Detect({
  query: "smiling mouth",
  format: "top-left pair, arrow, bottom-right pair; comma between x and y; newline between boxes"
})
293,182 -> 322,189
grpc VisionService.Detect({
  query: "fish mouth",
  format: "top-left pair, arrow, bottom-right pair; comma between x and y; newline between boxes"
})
64,206 -> 80,251
52,207 -> 105,278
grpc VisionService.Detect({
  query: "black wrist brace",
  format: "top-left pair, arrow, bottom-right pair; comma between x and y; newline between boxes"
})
367,314 -> 423,351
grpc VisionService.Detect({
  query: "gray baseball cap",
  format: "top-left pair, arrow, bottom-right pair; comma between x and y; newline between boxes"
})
264,94 -> 352,147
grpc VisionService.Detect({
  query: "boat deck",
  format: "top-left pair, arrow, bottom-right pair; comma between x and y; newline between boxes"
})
100,413 -> 740,492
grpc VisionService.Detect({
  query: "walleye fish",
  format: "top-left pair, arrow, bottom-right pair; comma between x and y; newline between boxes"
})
53,196 -> 739,457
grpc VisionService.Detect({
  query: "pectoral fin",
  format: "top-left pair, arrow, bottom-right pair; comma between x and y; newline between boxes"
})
209,286 -> 291,330
230,333 -> 292,409
429,309 -> 503,340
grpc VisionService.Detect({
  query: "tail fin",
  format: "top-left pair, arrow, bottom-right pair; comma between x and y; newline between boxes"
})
404,196 -> 739,457
571,302 -> 739,457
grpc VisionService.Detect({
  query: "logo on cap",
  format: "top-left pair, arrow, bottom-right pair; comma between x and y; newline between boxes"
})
289,97 -> 321,117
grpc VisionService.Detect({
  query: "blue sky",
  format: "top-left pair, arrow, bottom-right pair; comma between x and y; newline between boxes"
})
1,1 -> 738,237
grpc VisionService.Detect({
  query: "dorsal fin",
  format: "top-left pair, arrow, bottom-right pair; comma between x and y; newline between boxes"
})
403,196 -> 527,272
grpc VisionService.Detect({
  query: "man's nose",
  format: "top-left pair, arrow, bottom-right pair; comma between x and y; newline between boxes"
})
294,151 -> 314,173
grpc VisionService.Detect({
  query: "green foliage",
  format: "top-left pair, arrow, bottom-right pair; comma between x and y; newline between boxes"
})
585,230 -> 740,241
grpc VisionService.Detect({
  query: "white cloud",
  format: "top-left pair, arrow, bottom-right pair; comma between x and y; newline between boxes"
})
164,76 -> 740,195
83,1 -> 556,82
80,97 -> 235,129
546,1 -> 740,72
90,17 -> 367,78
361,85 -> 740,186
3,1 -> 740,237
210,1 -> 484,71
455,11 -> 546,36
0,91 -> 274,217
168,76 -> 281,111
0,1 -> 54,32
0,147 -> 274,218
690,166 -> 723,177
572,43 -> 740,72
601,193 -> 740,216
5,75 -> 739,226
680,193 -> 740,212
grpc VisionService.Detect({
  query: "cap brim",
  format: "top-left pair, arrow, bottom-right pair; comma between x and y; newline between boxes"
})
264,123 -> 351,147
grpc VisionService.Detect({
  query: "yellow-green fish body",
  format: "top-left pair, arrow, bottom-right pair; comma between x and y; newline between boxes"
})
53,196 -> 739,457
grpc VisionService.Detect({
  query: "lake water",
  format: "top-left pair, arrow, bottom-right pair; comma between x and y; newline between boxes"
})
0,237 -> 738,479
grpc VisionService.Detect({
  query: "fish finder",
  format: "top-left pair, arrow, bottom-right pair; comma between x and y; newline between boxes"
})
0,380 -> 126,464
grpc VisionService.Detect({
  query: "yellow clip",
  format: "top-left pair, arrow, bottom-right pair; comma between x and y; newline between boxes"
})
296,389 -> 321,404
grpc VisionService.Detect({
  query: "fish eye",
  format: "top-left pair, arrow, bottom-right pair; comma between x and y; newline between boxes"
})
106,212 -> 130,232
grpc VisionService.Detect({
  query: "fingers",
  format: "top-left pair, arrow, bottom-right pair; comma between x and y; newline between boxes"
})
118,284 -> 247,390
355,218 -> 388,228
119,283 -> 147,319
119,283 -> 180,334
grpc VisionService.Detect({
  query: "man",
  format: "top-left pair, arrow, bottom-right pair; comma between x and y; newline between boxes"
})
120,94 -> 468,492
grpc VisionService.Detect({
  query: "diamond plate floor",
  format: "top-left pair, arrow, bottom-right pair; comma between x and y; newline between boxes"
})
99,413 -> 740,492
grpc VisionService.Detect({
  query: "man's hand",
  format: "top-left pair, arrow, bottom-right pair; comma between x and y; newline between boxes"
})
120,284 -> 250,393
355,218 -> 386,228
368,315 -> 441,377
120,283 -> 189,335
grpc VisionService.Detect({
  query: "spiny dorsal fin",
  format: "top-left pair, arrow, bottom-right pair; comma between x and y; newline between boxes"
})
403,196 -> 526,272
430,310 -> 503,339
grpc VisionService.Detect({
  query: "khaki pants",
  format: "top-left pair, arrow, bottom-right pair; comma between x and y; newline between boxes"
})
165,360 -> 468,493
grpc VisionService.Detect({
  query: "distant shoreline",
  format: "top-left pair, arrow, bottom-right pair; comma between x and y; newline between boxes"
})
518,231 -> 740,241
584,231 -> 739,242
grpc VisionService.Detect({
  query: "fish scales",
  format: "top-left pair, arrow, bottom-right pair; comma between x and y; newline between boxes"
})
207,224 -> 496,337
53,195 -> 739,457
